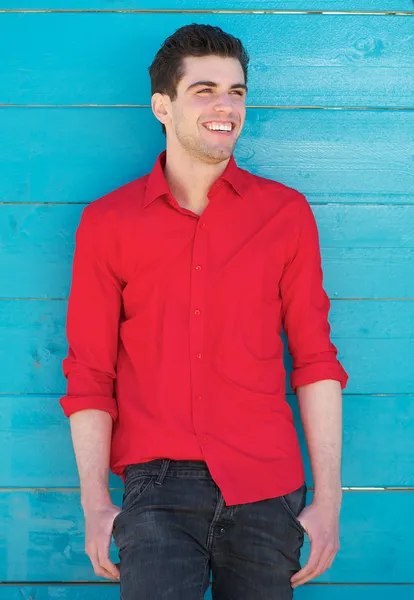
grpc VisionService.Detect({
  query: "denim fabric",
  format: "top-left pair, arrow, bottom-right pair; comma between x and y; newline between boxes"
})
113,459 -> 306,600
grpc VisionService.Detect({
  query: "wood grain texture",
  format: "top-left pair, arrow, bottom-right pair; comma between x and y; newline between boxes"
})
0,490 -> 413,582
0,299 -> 413,395
1,1 -> 413,11
1,394 -> 413,488
0,588 -> 121,600
0,108 -> 413,204
1,585 -> 414,600
0,5 -> 412,592
1,204 -> 413,299
1,13 -> 413,107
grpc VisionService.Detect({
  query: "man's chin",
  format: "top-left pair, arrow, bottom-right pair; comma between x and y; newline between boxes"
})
198,144 -> 235,164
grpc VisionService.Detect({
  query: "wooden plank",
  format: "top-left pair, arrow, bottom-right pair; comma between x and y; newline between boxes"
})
1,585 -> 414,600
1,2 -> 413,12
0,395 -> 123,489
0,299 -> 413,395
1,394 -> 413,488
0,108 -> 412,204
1,204 -> 413,299
0,14 -> 413,107
0,587 -> 121,600
295,588 -> 414,600
293,394 -> 414,489
0,490 -> 412,582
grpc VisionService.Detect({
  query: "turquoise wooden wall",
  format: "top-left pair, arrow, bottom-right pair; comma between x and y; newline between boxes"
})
1,1 -> 413,598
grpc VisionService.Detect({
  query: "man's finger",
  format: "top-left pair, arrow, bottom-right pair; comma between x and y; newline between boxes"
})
291,545 -> 333,587
88,547 -> 116,580
100,555 -> 120,580
86,545 -> 100,576
98,541 -> 120,580
95,565 -> 118,579
93,556 -> 119,580
318,547 -> 337,577
308,546 -> 335,580
291,539 -> 328,583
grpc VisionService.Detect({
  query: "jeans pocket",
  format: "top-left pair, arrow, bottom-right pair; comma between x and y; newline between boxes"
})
114,474 -> 155,528
279,483 -> 307,536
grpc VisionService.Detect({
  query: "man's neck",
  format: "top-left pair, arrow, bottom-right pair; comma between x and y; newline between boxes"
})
163,143 -> 230,216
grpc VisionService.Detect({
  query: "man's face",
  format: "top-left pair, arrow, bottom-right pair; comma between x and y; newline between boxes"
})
165,55 -> 247,164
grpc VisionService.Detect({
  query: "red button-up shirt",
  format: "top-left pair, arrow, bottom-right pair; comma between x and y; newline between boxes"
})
61,151 -> 348,506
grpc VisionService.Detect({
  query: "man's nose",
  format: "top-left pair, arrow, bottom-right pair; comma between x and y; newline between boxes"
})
213,93 -> 234,111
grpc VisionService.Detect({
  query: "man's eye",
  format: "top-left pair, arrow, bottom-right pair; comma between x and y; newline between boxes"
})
231,90 -> 244,96
198,88 -> 213,93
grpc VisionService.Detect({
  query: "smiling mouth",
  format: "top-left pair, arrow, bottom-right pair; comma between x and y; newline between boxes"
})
202,121 -> 236,134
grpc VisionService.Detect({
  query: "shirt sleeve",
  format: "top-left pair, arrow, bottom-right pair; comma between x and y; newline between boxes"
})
280,194 -> 348,393
60,204 -> 122,421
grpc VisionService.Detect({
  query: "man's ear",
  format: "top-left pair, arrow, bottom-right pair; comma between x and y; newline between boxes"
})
151,93 -> 171,128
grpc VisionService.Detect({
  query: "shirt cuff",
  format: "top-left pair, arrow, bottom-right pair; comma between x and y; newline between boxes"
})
60,395 -> 119,422
291,362 -> 349,393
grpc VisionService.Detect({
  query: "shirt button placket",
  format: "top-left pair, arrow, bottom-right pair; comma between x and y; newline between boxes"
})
190,220 -> 208,448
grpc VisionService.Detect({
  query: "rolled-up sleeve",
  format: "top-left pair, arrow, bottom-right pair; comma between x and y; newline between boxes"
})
60,204 -> 122,421
280,194 -> 348,393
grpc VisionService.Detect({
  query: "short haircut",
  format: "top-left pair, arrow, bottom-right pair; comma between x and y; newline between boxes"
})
149,24 -> 249,133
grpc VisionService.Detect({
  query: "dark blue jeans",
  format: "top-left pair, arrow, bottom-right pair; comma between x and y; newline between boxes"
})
113,459 -> 307,599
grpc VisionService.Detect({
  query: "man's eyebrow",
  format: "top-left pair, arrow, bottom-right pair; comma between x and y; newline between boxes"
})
186,81 -> 248,92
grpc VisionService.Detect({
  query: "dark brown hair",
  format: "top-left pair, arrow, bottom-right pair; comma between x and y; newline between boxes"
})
149,24 -> 249,132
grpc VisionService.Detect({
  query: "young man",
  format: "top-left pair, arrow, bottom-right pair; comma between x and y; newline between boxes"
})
61,24 -> 348,599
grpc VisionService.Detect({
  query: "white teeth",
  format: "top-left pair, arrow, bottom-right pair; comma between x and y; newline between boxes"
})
206,123 -> 232,132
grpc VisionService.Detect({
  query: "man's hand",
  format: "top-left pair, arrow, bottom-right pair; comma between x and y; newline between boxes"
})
290,497 -> 341,588
84,503 -> 122,580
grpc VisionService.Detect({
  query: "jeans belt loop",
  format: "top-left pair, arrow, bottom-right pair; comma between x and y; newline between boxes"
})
154,459 -> 171,486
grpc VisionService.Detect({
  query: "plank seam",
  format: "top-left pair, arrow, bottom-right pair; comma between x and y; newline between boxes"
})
2,202 -> 414,207
1,297 -> 413,301
0,487 -> 413,492
2,392 -> 413,397
0,9 -> 413,15
1,582 -> 413,586
1,105 -> 414,111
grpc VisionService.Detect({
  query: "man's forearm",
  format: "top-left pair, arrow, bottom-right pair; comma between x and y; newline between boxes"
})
296,379 -> 343,505
69,409 -> 113,510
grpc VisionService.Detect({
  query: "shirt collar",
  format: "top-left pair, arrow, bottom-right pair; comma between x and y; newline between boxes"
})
219,152 -> 246,198
143,150 -> 246,208
143,151 -> 171,208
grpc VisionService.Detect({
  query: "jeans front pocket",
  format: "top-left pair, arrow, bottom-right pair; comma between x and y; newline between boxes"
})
113,473 -> 155,531
279,483 -> 307,536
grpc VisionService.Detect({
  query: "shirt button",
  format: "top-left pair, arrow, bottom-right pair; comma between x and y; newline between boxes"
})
196,352 -> 202,359
202,436 -> 208,443
196,396 -> 202,401
219,527 -> 226,534
195,265 -> 202,271
194,309 -> 201,316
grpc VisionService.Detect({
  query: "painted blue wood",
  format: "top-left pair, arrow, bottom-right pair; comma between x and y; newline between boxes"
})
0,490 -> 413,582
0,4 -> 412,593
0,395 -> 123,489
1,585 -> 414,600
1,394 -> 413,488
1,14 -> 412,107
294,588 -> 414,600
0,299 -> 413,395
2,204 -> 413,299
2,1 -> 413,11
0,587 -> 121,600
0,108 -> 412,204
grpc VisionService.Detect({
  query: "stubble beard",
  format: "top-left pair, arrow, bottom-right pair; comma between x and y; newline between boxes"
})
175,122 -> 238,165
